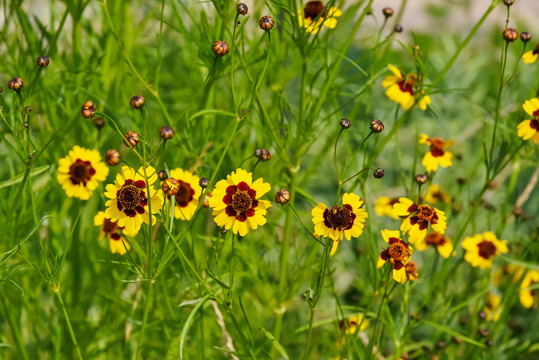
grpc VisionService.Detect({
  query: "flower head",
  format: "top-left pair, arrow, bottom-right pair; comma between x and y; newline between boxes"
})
419,134 -> 454,172
425,184 -> 451,204
208,168 -> 271,236
523,44 -> 539,64
462,231 -> 509,269
405,261 -> 419,281
57,146 -> 109,200
415,232 -> 453,258
312,193 -> 368,255
167,168 -> 202,221
382,65 -> 431,111
484,294 -> 502,321
298,1 -> 342,34
339,314 -> 369,335
518,98 -> 539,143
104,166 -> 164,235
393,198 -> 446,244
374,196 -> 400,219
519,270 -> 539,309
377,230 -> 413,283
93,211 -> 134,255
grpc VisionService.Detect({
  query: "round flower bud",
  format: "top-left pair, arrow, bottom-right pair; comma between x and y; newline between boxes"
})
520,32 -> 531,43
340,118 -> 351,129
93,117 -> 105,129
503,0 -> 515,5
237,3 -> 248,15
105,149 -> 120,166
479,328 -> 489,337
394,24 -> 403,33
373,168 -> 385,179
158,170 -> 168,181
130,95 -> 145,109
220,227 -> 227,234
23,106 -> 32,114
255,148 -> 271,161
370,119 -> 384,133
275,189 -> 291,205
259,16 -> 274,31
415,174 -> 428,184
503,28 -> 518,42
477,310 -> 487,320
212,41 -> 229,57
81,100 -> 96,119
383,7 -> 394,18
124,131 -> 140,148
485,339 -> 493,347
162,178 -> 180,196
7,77 -> 23,92
36,56 -> 50,67
159,126 -> 175,140
199,178 -> 210,188
254,148 -> 263,158
512,207 -> 523,217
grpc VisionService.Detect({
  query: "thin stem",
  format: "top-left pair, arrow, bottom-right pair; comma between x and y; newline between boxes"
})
334,128 -> 343,183
54,289 -> 84,360
135,281 -> 154,360
228,234 -> 236,304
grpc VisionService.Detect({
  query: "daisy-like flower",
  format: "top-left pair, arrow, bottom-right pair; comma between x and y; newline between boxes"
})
518,98 -> 539,143
414,232 -> 453,258
425,184 -> 451,205
382,65 -> 431,111
405,261 -> 419,281
393,198 -> 446,244
93,211 -> 135,255
377,230 -> 413,283
484,294 -> 502,321
312,193 -> 368,255
522,44 -> 539,64
57,146 -> 109,200
418,134 -> 454,172
297,1 -> 342,34
104,166 -> 164,235
167,168 -> 202,221
462,231 -> 509,269
374,196 -> 400,219
208,168 -> 271,236
340,314 -> 369,335
519,270 -> 539,309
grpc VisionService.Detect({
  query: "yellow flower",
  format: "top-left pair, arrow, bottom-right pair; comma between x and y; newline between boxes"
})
297,1 -> 342,34
167,168 -> 202,221
374,196 -> 400,219
376,230 -> 413,283
414,232 -> 453,258
484,294 -> 502,321
518,98 -> 539,144
522,44 -> 539,64
382,65 -> 431,111
492,264 -> 526,286
104,166 -> 164,235
425,184 -> 451,205
519,270 -> 539,309
340,314 -> 369,335
393,198 -> 447,244
57,145 -> 109,200
405,261 -> 419,281
418,134 -> 454,172
93,211 -> 135,255
312,193 -> 368,255
462,231 -> 509,269
208,168 -> 271,236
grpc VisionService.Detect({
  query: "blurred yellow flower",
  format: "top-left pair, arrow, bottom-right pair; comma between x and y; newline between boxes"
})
374,196 -> 400,219
297,1 -> 342,34
382,65 -> 431,111
462,232 -> 508,269
405,261 -> 419,281
519,270 -> 539,309
484,294 -> 502,321
522,44 -> 539,64
419,134 -> 454,172
518,98 -> 539,144
425,184 -> 451,205
414,232 -> 453,258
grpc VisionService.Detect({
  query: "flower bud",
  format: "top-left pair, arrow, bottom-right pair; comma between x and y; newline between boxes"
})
383,7 -> 394,18
212,41 -> 229,57
485,339 -> 493,347
199,178 -> 210,188
220,227 -> 227,234
203,193 -> 212,207
162,178 -> 180,196
0,87 -> 3,93
477,310 -> 487,320
520,32 -> 531,43
255,148 -> 271,161
503,0 -> 515,6
373,168 -> 384,179
237,3 -> 248,15
275,189 -> 291,205
479,328 -> 489,337
503,28 -> 518,42
93,117 -> 105,129
105,149 -> 120,166
158,170 -> 168,181
7,77 -> 23,92
81,100 -> 96,119
159,126 -> 175,140
415,174 -> 428,185
340,118 -> 351,129
124,131 -> 140,148
23,106 -> 32,114
394,24 -> 403,33
259,16 -> 274,31
36,56 -> 50,67
130,95 -> 145,109
370,119 -> 384,133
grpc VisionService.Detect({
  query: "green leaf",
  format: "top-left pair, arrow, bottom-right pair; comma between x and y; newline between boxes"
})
0,166 -> 50,190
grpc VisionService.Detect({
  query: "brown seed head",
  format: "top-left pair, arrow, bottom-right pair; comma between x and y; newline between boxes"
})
259,16 -> 274,31
503,28 -> 518,42
158,170 -> 168,181
275,189 -> 291,205
520,32 -> 531,43
162,178 -> 181,196
212,41 -> 229,57
370,119 -> 384,133
415,174 -> 428,185
373,168 -> 385,179
383,7 -> 394,18
340,118 -> 351,129
37,56 -> 50,67
8,77 -> 23,92
130,95 -> 145,109
105,149 -> 121,166
93,117 -> 105,129
159,126 -> 175,140
124,131 -> 140,148
81,100 -> 96,118
237,3 -> 248,15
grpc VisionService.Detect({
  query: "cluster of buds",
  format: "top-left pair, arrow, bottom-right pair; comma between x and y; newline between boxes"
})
7,77 -> 23,92
130,95 -> 145,109
105,149 -> 120,166
212,41 -> 229,57
254,148 -> 271,161
259,16 -> 274,31
81,100 -> 96,118
124,131 -> 140,148
159,126 -> 175,140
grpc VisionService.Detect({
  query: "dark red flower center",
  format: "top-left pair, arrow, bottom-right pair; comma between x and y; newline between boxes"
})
530,118 -> 539,130
232,191 -> 252,213
323,205 -> 355,231
69,158 -> 96,185
477,240 -> 497,259
222,182 -> 258,222
397,74 -> 417,95
388,242 -> 406,261
304,1 -> 326,20
175,180 -> 195,207
405,261 -> 418,274
416,205 -> 435,222
117,179 -> 148,217
429,137 -> 445,157
425,232 -> 446,246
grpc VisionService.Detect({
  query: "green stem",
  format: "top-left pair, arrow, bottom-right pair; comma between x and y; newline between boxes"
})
135,281 -> 153,360
0,291 -> 29,360
54,289 -> 84,360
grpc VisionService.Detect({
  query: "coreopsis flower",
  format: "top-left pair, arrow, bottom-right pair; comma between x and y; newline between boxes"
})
57,146 -> 109,200
518,98 -> 539,143
418,134 -> 454,172
405,261 -> 419,281
393,198 -> 447,244
415,232 -> 453,258
519,270 -> 539,309
425,184 -> 451,204
522,44 -> 539,64
208,168 -> 272,236
377,230 -> 413,283
492,264 -> 526,286
93,211 -> 135,255
340,314 -> 369,335
167,168 -> 202,221
484,294 -> 502,321
104,166 -> 164,235
312,193 -> 368,255
374,196 -> 400,219
297,1 -> 342,34
462,231 -> 509,269
382,65 -> 431,111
